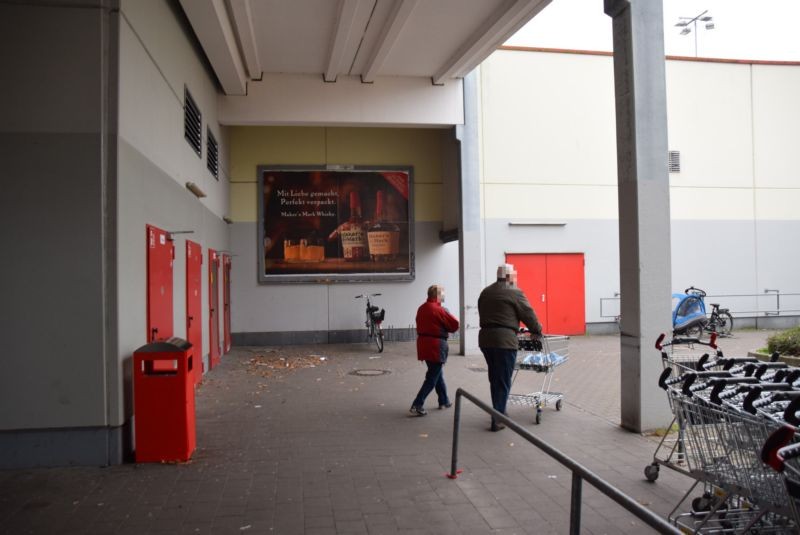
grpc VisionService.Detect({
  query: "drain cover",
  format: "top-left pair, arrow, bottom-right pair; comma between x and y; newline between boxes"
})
349,369 -> 391,377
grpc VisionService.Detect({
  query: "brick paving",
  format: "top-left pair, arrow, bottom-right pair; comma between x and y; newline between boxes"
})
0,330 -> 778,534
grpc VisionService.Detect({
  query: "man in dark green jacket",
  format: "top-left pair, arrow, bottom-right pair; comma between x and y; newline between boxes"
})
478,264 -> 542,431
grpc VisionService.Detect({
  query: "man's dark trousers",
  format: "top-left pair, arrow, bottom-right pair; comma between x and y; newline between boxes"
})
481,347 -> 517,425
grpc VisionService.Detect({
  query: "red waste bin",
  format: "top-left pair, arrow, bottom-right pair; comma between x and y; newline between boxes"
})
133,337 -> 196,462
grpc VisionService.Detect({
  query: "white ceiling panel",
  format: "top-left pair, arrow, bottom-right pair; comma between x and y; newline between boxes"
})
182,0 -> 550,94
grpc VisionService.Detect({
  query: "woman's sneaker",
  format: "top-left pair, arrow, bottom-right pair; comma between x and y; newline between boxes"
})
439,402 -> 453,409
409,405 -> 427,416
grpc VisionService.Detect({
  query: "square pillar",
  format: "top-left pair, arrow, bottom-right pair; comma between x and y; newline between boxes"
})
605,0 -> 673,431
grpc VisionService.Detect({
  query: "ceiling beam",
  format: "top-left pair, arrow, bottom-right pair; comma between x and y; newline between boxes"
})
228,0 -> 262,80
179,0 -> 248,95
432,0 -> 551,85
361,0 -> 420,83
325,0 -> 360,82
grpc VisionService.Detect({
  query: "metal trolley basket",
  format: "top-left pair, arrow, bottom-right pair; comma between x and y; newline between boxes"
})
508,334 -> 569,425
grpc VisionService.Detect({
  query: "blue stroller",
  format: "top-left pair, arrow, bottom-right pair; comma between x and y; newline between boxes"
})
672,286 -> 708,337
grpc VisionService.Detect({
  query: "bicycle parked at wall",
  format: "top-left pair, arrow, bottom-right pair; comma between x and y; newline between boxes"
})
673,286 -> 733,338
355,293 -> 385,352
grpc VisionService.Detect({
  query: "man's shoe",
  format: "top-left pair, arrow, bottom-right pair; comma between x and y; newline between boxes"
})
490,422 -> 506,432
409,406 -> 427,416
439,402 -> 453,409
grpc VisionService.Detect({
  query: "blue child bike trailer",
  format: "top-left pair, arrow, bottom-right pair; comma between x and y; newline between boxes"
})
672,291 -> 708,334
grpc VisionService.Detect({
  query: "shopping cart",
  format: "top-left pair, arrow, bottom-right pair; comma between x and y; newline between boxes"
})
508,333 -> 569,425
662,371 -> 799,533
646,333 -> 724,483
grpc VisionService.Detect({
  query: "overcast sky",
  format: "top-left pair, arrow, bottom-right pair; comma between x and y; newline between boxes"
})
506,0 -> 800,61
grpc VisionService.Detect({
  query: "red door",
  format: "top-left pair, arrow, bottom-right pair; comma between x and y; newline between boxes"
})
208,248 -> 221,368
222,254 -> 232,354
146,225 -> 174,343
186,240 -> 203,384
506,253 -> 585,335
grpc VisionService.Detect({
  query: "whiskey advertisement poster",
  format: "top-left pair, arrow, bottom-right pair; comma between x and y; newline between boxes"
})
257,166 -> 414,282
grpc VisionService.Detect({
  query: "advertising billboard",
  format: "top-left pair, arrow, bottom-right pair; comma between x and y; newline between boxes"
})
257,166 -> 414,282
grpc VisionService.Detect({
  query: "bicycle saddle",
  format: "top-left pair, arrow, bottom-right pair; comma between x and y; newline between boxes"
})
710,303 -> 719,307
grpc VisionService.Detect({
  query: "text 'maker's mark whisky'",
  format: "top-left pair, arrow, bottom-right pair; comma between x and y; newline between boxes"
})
367,190 -> 400,261
340,191 -> 368,261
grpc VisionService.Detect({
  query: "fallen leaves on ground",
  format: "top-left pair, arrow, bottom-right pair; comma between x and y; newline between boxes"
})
245,352 -> 328,379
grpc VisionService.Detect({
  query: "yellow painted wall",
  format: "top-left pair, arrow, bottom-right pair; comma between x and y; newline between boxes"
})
229,126 -> 445,222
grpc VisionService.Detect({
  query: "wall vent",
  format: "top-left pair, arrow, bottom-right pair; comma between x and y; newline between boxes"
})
668,150 -> 681,173
184,87 -> 202,157
207,128 -> 219,179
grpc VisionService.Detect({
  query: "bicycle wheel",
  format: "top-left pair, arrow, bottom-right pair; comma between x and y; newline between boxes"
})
374,324 -> 384,352
717,312 -> 733,336
686,322 -> 704,339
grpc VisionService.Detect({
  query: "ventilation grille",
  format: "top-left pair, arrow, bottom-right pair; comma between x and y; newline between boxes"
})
184,87 -> 202,156
207,128 -> 219,179
668,150 -> 681,173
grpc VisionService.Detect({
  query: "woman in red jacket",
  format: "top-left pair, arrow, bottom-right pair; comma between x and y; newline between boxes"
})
410,285 -> 460,416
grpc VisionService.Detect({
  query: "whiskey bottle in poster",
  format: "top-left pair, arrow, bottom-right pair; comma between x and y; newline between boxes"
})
340,191 -> 367,261
367,190 -> 400,261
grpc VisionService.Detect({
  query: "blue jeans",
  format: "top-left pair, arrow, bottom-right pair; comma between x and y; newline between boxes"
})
412,361 -> 449,408
481,348 -> 517,425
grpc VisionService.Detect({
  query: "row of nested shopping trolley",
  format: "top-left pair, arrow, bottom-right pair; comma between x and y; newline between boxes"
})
647,332 -> 800,533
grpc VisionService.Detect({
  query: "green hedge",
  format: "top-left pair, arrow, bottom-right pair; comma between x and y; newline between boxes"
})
767,326 -> 800,357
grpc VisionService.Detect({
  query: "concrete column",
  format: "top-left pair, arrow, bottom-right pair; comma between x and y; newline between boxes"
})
604,0 -> 673,431
456,70 -> 482,355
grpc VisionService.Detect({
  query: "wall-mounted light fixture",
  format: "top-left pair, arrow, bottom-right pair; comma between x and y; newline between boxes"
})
185,181 -> 207,198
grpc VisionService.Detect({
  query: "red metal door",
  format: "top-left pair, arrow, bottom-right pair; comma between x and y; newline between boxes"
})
222,254 -> 231,354
545,254 -> 585,335
208,248 -> 220,368
506,253 -> 548,329
147,225 -> 174,343
186,240 -> 203,384
506,253 -> 585,335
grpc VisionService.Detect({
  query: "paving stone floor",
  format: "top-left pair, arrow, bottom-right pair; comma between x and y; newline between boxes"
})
0,330 -> 778,534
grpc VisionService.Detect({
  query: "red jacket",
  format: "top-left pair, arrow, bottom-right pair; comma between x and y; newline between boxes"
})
416,298 -> 460,363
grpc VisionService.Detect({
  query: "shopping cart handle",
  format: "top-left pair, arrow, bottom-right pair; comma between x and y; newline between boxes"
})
762,425 -> 796,471
784,397 -> 800,426
780,442 -> 800,462
755,362 -> 789,380
655,333 -> 666,350
709,379 -> 757,405
696,353 -> 710,370
716,357 -> 760,370
658,368 -> 674,390
786,369 -> 800,384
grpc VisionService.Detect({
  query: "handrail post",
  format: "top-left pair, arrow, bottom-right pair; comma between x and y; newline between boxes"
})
570,473 -> 583,535
448,390 -> 462,479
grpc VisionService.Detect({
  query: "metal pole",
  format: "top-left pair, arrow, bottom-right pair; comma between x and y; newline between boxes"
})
449,392 -> 462,478
570,473 -> 583,535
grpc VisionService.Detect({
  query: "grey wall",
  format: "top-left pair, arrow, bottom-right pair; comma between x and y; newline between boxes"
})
116,140 -> 229,420
0,1 -> 119,465
483,217 -> 800,328
229,221 -> 460,344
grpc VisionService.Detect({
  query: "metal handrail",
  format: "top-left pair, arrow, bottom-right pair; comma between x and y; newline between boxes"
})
600,290 -> 800,319
448,389 -> 679,535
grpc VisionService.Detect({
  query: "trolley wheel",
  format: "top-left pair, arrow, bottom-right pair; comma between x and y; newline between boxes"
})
535,412 -> 541,425
691,496 -> 710,512
644,463 -> 660,482
555,399 -> 563,411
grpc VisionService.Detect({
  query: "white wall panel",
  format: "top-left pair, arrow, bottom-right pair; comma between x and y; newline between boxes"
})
753,65 -> 800,189
481,51 -> 618,186
755,189 -> 800,220
670,187 -> 754,220
666,61 -> 754,189
484,184 -> 618,220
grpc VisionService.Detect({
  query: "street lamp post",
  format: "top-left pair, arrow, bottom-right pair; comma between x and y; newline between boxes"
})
676,10 -> 715,57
